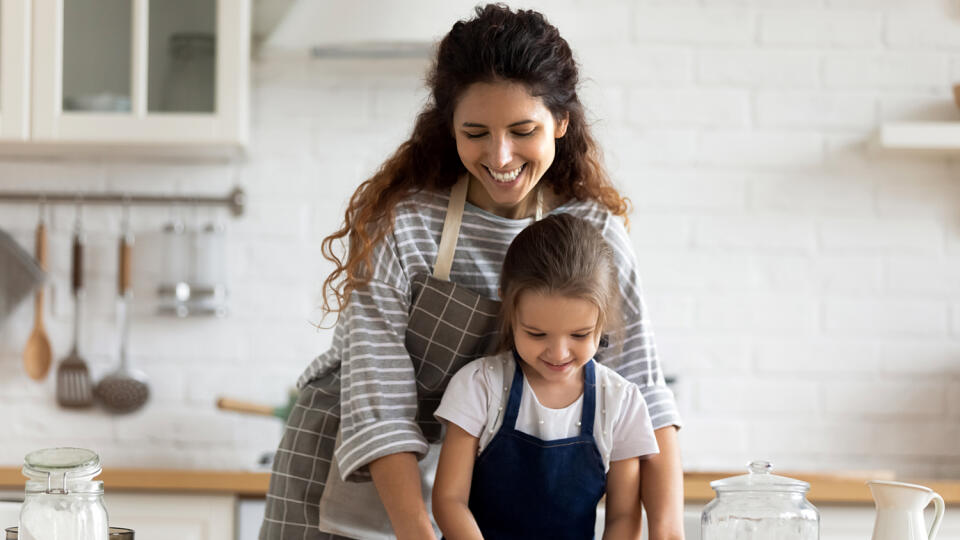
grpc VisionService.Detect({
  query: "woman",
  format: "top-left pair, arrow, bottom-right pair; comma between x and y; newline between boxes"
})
260,5 -> 684,540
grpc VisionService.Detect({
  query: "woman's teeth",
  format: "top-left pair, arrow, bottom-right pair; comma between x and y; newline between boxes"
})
488,165 -> 523,183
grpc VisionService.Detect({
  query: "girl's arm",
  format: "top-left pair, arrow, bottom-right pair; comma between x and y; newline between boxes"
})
603,457 -> 643,540
640,426 -> 685,540
369,452 -> 438,540
433,423 -> 484,540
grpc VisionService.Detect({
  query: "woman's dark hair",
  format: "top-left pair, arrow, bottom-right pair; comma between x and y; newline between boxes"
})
498,214 -> 621,351
320,3 -> 629,320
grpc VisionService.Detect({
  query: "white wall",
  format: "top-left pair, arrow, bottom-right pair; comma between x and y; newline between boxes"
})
0,0 -> 958,481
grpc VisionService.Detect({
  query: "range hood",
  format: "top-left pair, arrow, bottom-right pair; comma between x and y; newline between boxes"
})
258,0 -> 487,57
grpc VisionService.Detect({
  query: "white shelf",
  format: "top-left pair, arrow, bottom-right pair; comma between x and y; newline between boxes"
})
878,122 -> 960,152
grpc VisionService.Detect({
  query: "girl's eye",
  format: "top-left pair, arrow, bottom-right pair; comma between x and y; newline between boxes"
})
464,132 -> 487,139
513,129 -> 536,137
571,333 -> 591,339
525,331 -> 545,338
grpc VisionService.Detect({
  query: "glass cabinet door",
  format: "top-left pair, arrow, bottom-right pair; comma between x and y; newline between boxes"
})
148,0 -> 216,114
61,0 -> 132,112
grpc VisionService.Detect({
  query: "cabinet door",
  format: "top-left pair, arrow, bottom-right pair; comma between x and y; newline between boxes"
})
103,493 -> 235,540
0,0 -> 30,140
31,0 -> 248,147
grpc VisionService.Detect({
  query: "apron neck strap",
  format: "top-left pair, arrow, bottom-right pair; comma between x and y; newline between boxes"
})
433,176 -> 469,281
433,177 -> 545,281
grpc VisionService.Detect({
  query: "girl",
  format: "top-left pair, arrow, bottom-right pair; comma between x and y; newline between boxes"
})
260,5 -> 683,539
433,214 -> 659,540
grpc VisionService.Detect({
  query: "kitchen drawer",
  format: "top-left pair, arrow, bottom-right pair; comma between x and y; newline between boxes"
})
104,493 -> 235,540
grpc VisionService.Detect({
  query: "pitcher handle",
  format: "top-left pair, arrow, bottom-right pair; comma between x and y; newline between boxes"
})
928,492 -> 944,540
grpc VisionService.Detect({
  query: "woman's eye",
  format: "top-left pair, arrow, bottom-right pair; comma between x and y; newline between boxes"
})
513,129 -> 536,137
464,132 -> 487,139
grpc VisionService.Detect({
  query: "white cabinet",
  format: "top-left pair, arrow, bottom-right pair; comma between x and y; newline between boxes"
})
0,0 -> 249,155
104,493 -> 235,540
0,0 -> 31,140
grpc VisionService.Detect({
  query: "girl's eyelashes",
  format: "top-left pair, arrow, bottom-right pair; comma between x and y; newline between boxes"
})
525,331 -> 546,338
571,333 -> 591,339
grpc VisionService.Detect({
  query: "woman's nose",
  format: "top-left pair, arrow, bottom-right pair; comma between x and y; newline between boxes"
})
488,135 -> 513,168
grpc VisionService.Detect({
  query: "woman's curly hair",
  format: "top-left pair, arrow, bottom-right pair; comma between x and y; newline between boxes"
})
319,3 -> 630,321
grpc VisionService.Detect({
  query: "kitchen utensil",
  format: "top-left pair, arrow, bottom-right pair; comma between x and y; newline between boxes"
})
55,214 -> 93,408
4,527 -> 133,539
868,480 -> 944,540
701,460 -> 820,540
95,213 -> 149,414
216,390 -> 298,421
0,227 -> 45,332
18,447 -> 108,540
22,213 -> 52,381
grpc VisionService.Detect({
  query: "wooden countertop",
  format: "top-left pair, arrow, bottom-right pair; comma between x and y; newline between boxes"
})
1,467 -> 958,503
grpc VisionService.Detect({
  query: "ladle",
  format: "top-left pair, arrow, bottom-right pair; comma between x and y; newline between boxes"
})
22,210 -> 51,381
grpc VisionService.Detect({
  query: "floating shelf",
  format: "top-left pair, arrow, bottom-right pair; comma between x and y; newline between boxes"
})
878,122 -> 960,153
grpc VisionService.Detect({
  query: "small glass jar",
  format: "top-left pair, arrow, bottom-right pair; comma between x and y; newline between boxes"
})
18,448 -> 108,540
701,460 -> 819,540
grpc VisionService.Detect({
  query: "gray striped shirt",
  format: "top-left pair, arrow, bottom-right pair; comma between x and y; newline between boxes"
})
298,188 -> 682,482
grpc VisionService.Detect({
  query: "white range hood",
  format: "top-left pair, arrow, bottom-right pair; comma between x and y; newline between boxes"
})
258,0 -> 487,57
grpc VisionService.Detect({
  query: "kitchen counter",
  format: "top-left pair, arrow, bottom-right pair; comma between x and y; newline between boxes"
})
1,467 -> 958,503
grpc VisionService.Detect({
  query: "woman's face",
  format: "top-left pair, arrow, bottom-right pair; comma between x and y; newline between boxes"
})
453,80 -> 568,219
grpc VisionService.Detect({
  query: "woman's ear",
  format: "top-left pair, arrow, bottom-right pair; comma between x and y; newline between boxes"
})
555,113 -> 569,138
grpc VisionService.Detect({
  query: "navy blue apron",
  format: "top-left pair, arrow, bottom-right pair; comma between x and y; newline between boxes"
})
467,351 -> 607,540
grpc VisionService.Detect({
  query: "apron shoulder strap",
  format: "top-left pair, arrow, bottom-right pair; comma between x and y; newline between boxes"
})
433,176 -> 469,281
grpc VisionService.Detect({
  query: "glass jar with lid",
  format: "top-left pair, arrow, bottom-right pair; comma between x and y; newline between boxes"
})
18,448 -> 108,540
701,460 -> 819,540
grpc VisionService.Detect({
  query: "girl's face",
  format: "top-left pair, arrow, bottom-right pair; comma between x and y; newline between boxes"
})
453,80 -> 568,219
512,291 -> 601,387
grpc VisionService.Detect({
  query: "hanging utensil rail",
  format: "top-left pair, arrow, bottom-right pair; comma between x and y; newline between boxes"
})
0,186 -> 245,217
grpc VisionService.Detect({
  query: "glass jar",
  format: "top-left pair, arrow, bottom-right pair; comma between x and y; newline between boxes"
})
701,460 -> 819,540
18,448 -> 108,540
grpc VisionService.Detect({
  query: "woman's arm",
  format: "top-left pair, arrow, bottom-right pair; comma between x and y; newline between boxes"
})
369,452 -> 438,540
640,426 -> 685,540
432,423 -> 484,540
603,458 -> 643,540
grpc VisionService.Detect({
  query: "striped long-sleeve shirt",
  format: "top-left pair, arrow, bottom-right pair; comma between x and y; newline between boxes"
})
297,187 -> 682,482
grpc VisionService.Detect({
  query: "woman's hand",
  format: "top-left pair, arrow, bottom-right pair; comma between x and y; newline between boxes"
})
432,423 -> 484,540
641,425 -> 686,540
602,457 -> 643,540
369,452 -> 438,540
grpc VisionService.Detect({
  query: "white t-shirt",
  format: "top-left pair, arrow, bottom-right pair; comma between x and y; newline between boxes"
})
435,350 -> 659,471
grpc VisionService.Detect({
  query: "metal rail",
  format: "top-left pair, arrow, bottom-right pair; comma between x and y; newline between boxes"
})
0,186 -> 246,217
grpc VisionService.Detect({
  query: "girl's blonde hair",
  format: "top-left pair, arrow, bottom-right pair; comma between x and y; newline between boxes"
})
498,214 -> 621,351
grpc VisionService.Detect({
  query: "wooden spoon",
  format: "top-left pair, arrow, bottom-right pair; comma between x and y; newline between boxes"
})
23,220 -> 52,381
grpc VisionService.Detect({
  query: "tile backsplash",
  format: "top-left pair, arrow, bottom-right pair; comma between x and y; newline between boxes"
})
1,0 -> 959,479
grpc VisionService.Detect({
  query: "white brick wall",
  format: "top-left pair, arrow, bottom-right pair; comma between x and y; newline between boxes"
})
0,0 -> 958,482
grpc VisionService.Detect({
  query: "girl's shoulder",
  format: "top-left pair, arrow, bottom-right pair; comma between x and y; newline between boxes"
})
450,351 -> 515,389
593,361 -> 641,402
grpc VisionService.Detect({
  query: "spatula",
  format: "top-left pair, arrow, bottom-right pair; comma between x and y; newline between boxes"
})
56,216 -> 93,408
23,213 -> 52,381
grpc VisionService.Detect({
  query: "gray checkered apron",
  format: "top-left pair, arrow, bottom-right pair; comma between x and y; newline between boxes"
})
261,177 -> 523,539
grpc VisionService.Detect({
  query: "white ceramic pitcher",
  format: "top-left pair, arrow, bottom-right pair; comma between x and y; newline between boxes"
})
867,480 -> 945,540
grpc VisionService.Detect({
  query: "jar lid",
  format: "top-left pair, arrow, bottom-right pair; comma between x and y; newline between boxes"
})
22,447 -> 102,480
710,460 -> 810,494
